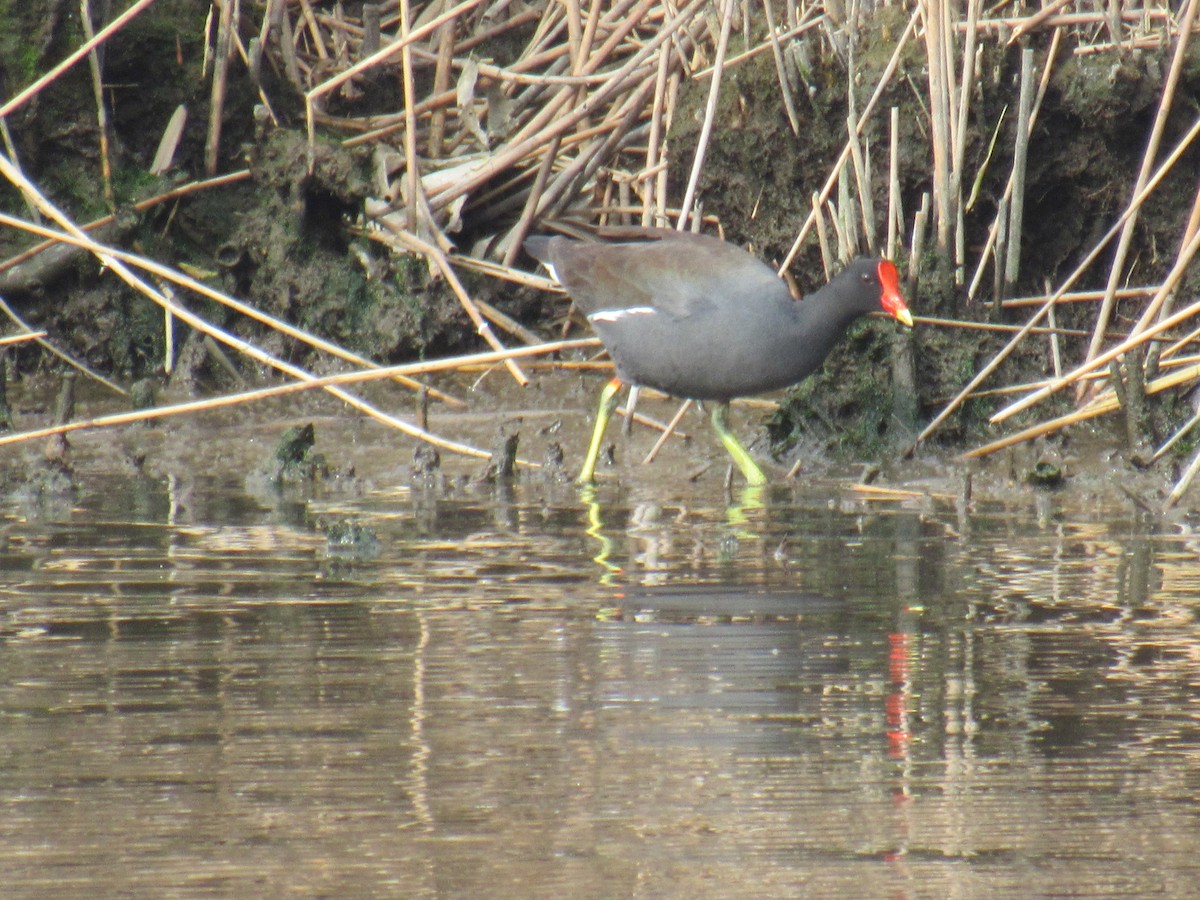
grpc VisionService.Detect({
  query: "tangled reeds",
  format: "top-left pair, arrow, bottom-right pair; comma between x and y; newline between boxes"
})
1,1 -> 1199,501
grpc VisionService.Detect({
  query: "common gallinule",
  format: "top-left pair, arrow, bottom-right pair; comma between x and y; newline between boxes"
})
525,227 -> 913,484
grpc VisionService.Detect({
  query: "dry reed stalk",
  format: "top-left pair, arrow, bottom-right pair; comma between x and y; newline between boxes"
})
964,9 -> 1170,34
915,315 -> 1095,338
779,4 -> 920,273
965,356 -> 1200,462
521,78 -> 657,223
205,0 -> 236,177
920,0 -> 953,255
1143,172 -> 1200,375
1006,0 -> 1075,44
1084,0 -> 1199,372
852,483 -> 957,501
0,338 -> 601,459
812,192 -> 833,279
79,0 -> 114,211
1000,286 -> 1156,308
307,0 -> 489,112
1156,321 -> 1200,364
919,109 -> 1200,447
992,225 -> 1200,425
642,399 -> 693,465
472,297 -> 545,347
908,191 -> 929,295
398,0 -> 420,232
948,0 -> 981,281
761,0 -> 800,135
0,331 -> 47,347
678,0 -> 734,229
1003,48 -> 1035,294
296,0 -> 329,60
656,71 -> 682,226
967,26 -> 1060,301
845,112 -> 875,253
1047,299 -> 1062,379
0,0 -> 158,119
968,369 -> 1111,400
0,290 -> 124,395
368,225 -> 528,385
0,210 -> 464,408
0,170 -> 252,277
427,8 -> 455,158
641,40 -> 673,225
887,106 -> 900,260
427,1 -> 702,213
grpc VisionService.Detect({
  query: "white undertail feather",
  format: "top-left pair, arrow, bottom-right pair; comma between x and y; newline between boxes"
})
588,307 -> 657,323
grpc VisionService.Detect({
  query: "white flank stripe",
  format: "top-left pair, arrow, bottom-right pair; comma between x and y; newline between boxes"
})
588,306 -> 656,323
543,262 -> 559,282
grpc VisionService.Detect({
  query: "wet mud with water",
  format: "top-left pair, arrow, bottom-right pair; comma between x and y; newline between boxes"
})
2,375 -> 1200,897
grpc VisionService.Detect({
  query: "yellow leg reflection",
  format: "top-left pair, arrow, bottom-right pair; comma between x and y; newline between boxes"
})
724,483 -> 768,542
580,483 -> 622,585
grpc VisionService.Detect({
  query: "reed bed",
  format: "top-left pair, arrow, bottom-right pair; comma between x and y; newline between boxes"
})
1,1 -> 1199,501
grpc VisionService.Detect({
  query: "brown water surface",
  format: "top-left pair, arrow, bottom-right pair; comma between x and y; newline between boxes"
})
2,468 -> 1199,898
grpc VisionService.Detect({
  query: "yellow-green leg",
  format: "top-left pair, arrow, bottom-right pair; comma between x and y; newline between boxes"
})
578,378 -> 623,484
712,402 -> 767,485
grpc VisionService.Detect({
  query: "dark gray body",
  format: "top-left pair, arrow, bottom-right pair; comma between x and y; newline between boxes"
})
525,229 -> 893,402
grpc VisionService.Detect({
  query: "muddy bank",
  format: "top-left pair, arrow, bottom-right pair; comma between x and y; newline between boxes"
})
0,363 -> 1189,523
2,4 -> 1199,480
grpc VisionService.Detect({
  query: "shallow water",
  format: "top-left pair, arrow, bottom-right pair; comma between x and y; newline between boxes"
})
2,469 -> 1200,897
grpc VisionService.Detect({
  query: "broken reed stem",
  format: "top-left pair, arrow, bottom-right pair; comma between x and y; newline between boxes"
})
1003,47 -> 1034,293
0,170 -> 251,277
967,27 -> 1060,302
0,0 -> 158,119
966,356 -> 1200,462
921,0 -> 952,255
919,108 -> 1200,447
761,0 -> 800,136
79,0 -> 114,211
0,330 -> 47,347
779,4 -> 920,273
0,339 -> 602,461
678,0 -> 734,230
1006,0 -> 1074,45
1085,0 -> 1199,369
0,292 -> 124,395
887,106 -> 899,260
369,225 -> 529,386
845,111 -> 874,253
642,399 -> 693,465
0,209 -> 465,408
992,224 -> 1200,425
205,0 -> 235,177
